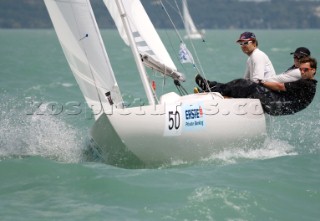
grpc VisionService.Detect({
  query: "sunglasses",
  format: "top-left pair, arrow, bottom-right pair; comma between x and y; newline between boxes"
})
299,67 -> 313,72
239,41 -> 252,46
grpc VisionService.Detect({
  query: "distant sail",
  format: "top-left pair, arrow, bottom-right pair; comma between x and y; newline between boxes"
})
182,0 -> 205,39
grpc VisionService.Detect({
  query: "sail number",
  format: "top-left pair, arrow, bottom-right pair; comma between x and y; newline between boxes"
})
164,105 -> 182,136
168,111 -> 180,130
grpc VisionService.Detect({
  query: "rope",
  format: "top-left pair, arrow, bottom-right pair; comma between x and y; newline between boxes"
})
174,80 -> 188,96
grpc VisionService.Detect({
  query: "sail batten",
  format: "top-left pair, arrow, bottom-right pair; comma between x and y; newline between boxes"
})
103,0 -> 184,81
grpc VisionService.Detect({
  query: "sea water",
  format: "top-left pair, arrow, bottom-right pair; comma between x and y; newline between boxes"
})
0,29 -> 320,220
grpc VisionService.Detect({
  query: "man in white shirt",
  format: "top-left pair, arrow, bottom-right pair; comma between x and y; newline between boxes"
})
195,57 -> 317,116
236,32 -> 276,83
194,46 -> 312,94
266,47 -> 311,83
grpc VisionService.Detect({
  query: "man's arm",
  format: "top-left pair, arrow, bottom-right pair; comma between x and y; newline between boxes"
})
265,69 -> 301,83
261,81 -> 286,91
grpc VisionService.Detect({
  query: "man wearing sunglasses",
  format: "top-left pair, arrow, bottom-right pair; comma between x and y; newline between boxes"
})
237,31 -> 276,83
195,57 -> 317,116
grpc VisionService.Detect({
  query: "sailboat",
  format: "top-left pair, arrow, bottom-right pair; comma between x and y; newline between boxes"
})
44,0 -> 266,167
182,0 -> 205,40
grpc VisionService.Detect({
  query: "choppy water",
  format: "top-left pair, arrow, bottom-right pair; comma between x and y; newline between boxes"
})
1,29 -> 320,220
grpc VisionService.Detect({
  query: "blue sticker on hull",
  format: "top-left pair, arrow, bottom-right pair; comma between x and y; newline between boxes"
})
182,103 -> 206,131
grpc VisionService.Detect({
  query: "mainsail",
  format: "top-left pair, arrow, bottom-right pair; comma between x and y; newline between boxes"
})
44,0 -> 123,116
103,0 -> 185,82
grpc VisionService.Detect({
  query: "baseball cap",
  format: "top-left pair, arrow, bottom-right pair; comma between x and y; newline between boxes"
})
236,32 -> 256,42
290,47 -> 311,57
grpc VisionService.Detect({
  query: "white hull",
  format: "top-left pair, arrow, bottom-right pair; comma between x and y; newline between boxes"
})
183,31 -> 205,40
91,92 -> 266,166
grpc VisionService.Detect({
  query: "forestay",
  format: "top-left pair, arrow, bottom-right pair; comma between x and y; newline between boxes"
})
103,0 -> 185,82
44,0 -> 123,116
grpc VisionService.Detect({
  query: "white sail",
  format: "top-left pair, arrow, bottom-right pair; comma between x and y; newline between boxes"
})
182,0 -> 204,39
44,0 -> 123,115
103,0 -> 185,82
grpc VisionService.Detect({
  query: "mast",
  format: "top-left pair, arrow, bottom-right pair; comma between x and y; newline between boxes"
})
114,0 -> 155,105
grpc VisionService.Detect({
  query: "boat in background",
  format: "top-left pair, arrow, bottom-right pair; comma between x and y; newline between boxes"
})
44,0 -> 266,167
182,0 -> 205,40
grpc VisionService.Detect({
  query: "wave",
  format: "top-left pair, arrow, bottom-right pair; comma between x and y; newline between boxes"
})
0,94 -> 86,163
200,138 -> 296,165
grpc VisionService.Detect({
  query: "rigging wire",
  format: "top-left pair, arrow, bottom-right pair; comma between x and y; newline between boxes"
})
148,1 -> 191,95
159,0 -> 205,75
174,80 -> 188,96
159,0 -> 184,42
156,1 -> 188,74
173,0 -> 206,76
158,0 -> 212,93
